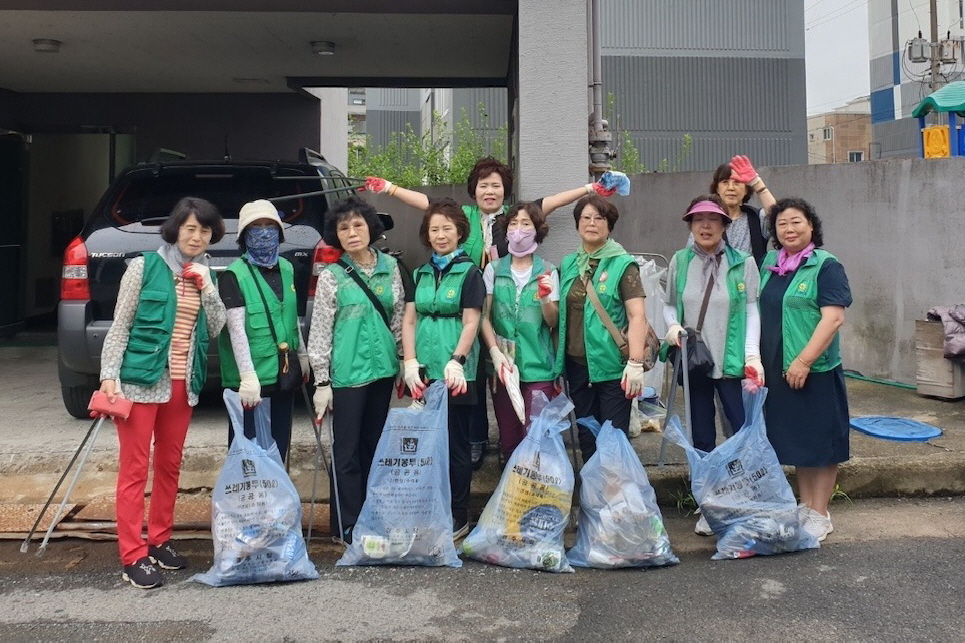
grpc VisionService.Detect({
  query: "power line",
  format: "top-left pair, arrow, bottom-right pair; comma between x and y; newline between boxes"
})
806,0 -> 868,31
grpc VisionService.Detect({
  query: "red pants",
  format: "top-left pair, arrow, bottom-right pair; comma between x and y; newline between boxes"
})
114,380 -> 192,565
492,380 -> 556,461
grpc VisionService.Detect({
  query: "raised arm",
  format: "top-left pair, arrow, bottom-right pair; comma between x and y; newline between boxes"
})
540,181 -> 616,217
364,176 -> 430,212
730,155 -> 777,213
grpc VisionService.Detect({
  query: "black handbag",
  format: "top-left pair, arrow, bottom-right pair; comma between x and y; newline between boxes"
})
247,262 -> 303,393
667,263 -> 717,384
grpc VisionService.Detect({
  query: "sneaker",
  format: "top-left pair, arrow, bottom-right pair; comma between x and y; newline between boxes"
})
804,509 -> 834,542
148,541 -> 188,570
694,514 -> 714,537
122,556 -> 163,589
452,519 -> 470,541
470,442 -> 487,470
331,526 -> 353,546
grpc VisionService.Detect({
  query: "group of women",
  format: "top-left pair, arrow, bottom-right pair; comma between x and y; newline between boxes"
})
99,154 -> 851,590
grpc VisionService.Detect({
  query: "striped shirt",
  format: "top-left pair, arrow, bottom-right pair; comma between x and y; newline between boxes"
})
169,277 -> 202,380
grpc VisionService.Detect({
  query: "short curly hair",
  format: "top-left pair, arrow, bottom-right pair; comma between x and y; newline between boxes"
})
467,156 -> 513,202
322,196 -> 385,250
766,197 -> 824,249
159,196 -> 225,245
710,162 -> 752,205
419,198 -> 470,248
572,194 -> 619,233
496,201 -> 549,243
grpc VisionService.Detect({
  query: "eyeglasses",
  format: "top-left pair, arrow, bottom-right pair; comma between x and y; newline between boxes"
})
579,215 -> 606,223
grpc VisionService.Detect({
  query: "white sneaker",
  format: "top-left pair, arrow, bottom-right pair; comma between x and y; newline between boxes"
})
804,509 -> 833,542
694,514 -> 714,537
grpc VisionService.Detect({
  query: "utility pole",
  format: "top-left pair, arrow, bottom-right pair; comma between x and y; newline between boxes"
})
930,0 -> 940,90
906,0 -> 959,93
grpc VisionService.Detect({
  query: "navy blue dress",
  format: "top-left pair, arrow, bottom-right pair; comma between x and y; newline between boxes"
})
760,260 -> 852,467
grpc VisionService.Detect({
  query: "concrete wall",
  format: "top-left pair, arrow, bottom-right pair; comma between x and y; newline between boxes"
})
8,92 -> 321,163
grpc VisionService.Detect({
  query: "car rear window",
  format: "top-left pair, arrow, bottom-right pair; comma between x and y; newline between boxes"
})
100,165 -> 355,228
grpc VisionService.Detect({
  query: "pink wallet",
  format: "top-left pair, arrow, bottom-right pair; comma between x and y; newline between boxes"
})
88,390 -> 134,420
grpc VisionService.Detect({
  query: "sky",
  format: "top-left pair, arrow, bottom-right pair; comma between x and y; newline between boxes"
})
805,0 -> 870,115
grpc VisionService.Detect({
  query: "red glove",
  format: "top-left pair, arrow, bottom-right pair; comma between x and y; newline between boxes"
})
729,155 -> 760,185
363,176 -> 388,194
537,272 -> 553,300
588,182 -> 617,197
181,264 -> 205,291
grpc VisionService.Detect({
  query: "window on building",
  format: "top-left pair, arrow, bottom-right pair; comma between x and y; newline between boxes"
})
823,127 -> 833,141
809,133 -> 815,141
848,151 -> 863,162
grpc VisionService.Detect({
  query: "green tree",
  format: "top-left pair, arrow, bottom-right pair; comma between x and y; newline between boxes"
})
605,92 -> 692,174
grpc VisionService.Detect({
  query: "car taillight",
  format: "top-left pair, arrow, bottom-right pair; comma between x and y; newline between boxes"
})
61,236 -> 90,301
307,240 -> 343,298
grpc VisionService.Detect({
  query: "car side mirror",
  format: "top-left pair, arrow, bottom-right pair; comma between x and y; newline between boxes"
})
378,212 -> 394,232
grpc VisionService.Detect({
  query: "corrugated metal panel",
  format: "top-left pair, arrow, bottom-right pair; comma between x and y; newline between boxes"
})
367,110 -> 420,149
603,55 -> 806,134
452,88 -> 508,130
870,54 -> 896,92
367,88 -> 421,111
872,118 -> 919,157
602,0 -> 794,53
623,132 -> 805,173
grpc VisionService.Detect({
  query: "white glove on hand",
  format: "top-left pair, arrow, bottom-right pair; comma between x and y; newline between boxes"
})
184,262 -> 215,295
403,358 -> 426,399
489,346 -> 514,385
444,359 -> 468,395
298,353 -> 310,383
313,384 -> 333,420
665,323 -> 685,347
745,355 -> 765,387
621,361 -> 645,399
238,371 -> 261,408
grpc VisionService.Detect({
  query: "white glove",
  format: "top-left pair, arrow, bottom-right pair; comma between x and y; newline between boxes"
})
184,262 -> 215,295
313,384 -> 333,420
403,358 -> 426,399
298,353 -> 310,382
745,355 -> 765,387
444,359 -> 468,395
621,361 -> 645,399
238,370 -> 261,408
665,323 -> 685,347
489,346 -> 515,385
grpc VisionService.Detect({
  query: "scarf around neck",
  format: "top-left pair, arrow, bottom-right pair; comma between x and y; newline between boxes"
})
431,248 -> 466,271
768,243 -> 815,276
692,239 -> 726,283
575,238 -> 627,278
157,243 -> 205,277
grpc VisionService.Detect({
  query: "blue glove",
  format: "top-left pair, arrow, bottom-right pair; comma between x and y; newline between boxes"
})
599,170 -> 631,196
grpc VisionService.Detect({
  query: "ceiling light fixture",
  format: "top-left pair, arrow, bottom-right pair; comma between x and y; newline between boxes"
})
311,41 -> 335,56
33,39 -> 62,53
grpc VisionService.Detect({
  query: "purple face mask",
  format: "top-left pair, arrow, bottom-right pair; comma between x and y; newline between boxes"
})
506,229 -> 537,257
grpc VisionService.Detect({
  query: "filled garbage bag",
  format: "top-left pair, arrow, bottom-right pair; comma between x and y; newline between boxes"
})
337,381 -> 461,567
567,418 -> 678,569
462,392 -> 575,573
665,385 -> 819,560
190,391 -> 319,586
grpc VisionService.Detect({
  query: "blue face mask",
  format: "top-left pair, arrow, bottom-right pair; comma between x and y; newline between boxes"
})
430,248 -> 464,271
245,225 -> 280,268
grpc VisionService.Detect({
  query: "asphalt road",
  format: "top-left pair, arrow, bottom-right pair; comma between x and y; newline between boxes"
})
2,497 -> 963,642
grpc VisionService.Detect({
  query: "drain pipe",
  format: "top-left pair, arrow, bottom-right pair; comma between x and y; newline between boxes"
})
588,0 -> 612,178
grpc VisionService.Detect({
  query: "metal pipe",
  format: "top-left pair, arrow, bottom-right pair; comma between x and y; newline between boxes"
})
590,0 -> 603,130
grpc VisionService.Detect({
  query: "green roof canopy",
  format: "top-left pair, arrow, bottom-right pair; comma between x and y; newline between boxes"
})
912,81 -> 965,117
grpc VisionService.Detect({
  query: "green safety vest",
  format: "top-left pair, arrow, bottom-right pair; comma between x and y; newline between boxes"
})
672,245 -> 751,379
219,256 -> 299,387
555,253 -> 634,382
460,204 -> 505,267
760,248 -> 841,373
491,255 -> 557,383
413,257 -> 480,381
327,251 -> 399,387
119,252 -> 209,395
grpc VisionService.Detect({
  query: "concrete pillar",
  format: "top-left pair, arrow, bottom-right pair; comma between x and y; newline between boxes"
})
308,87 -> 348,171
516,0 -> 589,264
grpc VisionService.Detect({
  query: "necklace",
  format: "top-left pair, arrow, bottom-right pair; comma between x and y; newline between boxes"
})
352,249 -> 377,268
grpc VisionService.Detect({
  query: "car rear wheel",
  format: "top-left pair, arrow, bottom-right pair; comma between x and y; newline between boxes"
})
62,383 -> 97,419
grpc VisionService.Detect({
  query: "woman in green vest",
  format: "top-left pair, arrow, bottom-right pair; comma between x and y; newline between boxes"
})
480,201 -> 559,465
401,198 -> 486,540
366,158 -> 616,469
219,199 -> 308,464
759,198 -> 852,543
664,195 -> 763,536
556,194 -> 651,463
98,197 -> 226,589
307,196 -> 407,546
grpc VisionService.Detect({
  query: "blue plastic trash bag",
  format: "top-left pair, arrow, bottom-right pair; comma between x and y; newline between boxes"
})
599,170 -> 631,196
190,390 -> 319,586
665,385 -> 819,560
567,418 -> 678,569
337,381 -> 461,567
462,392 -> 575,573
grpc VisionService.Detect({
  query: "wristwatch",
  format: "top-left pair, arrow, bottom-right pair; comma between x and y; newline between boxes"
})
450,353 -> 467,365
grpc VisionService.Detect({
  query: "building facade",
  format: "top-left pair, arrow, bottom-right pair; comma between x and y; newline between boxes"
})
807,97 -> 872,164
